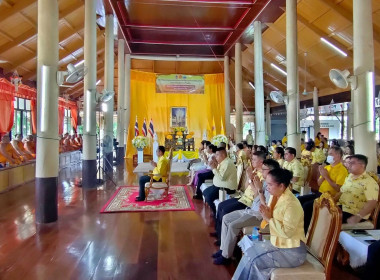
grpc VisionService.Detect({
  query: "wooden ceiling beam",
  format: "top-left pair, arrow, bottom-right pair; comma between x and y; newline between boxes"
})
296,13 -> 352,57
19,11 -> 37,29
0,0 -> 36,24
1,2 -> 83,54
319,0 -> 380,45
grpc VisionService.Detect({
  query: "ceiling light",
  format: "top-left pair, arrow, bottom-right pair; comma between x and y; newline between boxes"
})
270,63 -> 287,76
74,60 -> 85,67
96,79 -> 101,85
320,38 -> 347,57
249,82 -> 255,90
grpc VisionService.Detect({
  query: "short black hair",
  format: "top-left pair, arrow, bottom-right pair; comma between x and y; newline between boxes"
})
201,140 -> 207,145
216,147 -> 227,155
306,141 -> 315,151
275,147 -> 284,158
268,168 -> 293,188
330,146 -> 343,158
285,147 -> 297,156
242,141 -> 248,146
258,145 -> 267,154
349,154 -> 368,167
236,143 -> 244,150
219,142 -> 227,148
252,151 -> 266,161
205,141 -> 211,146
263,159 -> 280,170
210,144 -> 217,153
345,145 -> 355,155
158,146 -> 165,154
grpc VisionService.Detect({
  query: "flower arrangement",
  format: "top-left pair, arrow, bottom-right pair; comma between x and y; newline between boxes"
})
176,131 -> 183,136
172,127 -> 187,133
211,134 -> 228,147
132,136 -> 149,149
166,134 -> 173,140
186,135 -> 192,139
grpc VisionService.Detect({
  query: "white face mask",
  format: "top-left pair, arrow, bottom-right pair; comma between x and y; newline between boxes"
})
326,155 -> 334,164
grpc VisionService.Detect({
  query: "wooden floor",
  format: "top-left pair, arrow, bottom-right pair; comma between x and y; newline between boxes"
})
0,160 -> 360,280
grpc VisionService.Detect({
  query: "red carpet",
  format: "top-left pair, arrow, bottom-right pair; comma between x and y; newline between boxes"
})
100,185 -> 195,213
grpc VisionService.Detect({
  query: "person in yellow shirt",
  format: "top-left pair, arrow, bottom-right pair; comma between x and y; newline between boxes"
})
311,141 -> 326,164
281,133 -> 287,147
135,146 -> 169,201
299,146 -> 348,232
300,138 -> 305,152
233,168 -> 306,280
272,146 -> 285,167
314,132 -> 322,147
336,154 -> 379,224
283,147 -> 304,193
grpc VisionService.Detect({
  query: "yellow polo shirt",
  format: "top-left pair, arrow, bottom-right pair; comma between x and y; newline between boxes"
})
319,162 -> 348,196
283,158 -> 304,192
339,172 -> 379,219
153,156 -> 169,181
300,144 -> 305,152
238,169 -> 263,207
276,158 -> 285,168
268,188 -> 306,248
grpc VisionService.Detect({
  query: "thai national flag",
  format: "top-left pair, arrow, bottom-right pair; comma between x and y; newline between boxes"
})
148,118 -> 155,137
134,116 -> 139,136
142,118 -> 148,137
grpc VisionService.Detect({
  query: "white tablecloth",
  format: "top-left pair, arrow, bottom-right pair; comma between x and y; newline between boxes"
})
339,230 -> 380,268
133,162 -> 189,174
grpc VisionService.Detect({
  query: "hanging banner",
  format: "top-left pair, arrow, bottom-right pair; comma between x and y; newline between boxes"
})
156,74 -> 204,94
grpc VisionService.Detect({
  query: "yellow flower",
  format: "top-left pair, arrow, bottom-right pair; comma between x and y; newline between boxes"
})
176,131 -> 183,136
166,135 -> 173,140
186,135 -> 192,139
189,131 -> 194,135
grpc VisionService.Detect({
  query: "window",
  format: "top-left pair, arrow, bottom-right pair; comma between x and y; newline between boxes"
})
64,109 -> 72,134
11,97 -> 32,138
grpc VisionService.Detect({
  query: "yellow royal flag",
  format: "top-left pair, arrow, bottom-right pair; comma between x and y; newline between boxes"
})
220,117 -> 225,135
212,116 -> 216,137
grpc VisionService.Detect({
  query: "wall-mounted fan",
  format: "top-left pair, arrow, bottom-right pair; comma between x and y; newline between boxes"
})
329,69 -> 357,90
96,89 -> 114,103
57,63 -> 87,86
269,91 -> 288,105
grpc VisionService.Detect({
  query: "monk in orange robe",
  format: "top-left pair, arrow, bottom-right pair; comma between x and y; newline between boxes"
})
24,135 -> 36,158
11,134 -> 34,160
0,134 -> 23,166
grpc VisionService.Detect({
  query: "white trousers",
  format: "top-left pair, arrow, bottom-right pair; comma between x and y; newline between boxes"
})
220,209 -> 262,258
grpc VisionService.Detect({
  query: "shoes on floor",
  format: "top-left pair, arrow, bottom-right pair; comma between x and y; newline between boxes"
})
213,255 -> 230,265
209,232 -> 218,238
135,196 -> 145,202
212,250 -> 222,258
214,240 -> 220,246
193,194 -> 203,200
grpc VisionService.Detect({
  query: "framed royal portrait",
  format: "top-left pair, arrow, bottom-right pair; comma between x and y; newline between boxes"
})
170,107 -> 187,127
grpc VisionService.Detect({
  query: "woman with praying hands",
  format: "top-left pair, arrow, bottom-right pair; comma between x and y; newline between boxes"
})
233,168 -> 306,280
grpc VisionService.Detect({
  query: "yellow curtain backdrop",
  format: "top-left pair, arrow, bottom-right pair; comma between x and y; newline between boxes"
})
126,70 -> 225,158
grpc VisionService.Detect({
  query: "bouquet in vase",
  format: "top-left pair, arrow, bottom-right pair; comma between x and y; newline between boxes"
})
132,136 -> 149,150
211,135 -> 228,147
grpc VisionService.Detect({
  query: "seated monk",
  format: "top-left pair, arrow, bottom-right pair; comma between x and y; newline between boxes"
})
63,133 -> 75,151
0,134 -> 23,166
75,134 -> 83,148
69,135 -> 80,150
24,135 -> 36,157
11,134 -> 34,160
